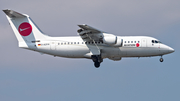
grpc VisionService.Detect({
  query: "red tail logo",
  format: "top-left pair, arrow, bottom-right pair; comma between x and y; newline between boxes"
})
18,22 -> 32,36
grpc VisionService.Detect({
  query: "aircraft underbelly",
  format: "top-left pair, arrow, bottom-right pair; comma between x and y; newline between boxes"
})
126,48 -> 144,57
124,47 -> 161,57
55,45 -> 89,58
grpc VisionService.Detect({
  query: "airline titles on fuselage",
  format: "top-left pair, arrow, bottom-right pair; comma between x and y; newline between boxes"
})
124,44 -> 136,47
123,41 -> 140,47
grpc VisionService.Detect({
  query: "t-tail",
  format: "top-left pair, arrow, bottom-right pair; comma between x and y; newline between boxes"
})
3,9 -> 48,49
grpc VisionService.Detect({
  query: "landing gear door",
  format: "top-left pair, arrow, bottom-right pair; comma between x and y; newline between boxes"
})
141,39 -> 147,47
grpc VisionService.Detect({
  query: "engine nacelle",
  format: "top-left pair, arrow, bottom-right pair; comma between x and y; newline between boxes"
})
103,34 -> 117,45
103,34 -> 123,47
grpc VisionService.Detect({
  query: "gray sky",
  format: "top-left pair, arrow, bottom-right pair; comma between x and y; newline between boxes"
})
0,0 -> 179,101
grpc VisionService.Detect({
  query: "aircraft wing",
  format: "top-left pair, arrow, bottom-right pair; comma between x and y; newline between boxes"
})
78,24 -> 103,33
78,24 -> 104,55
77,24 -> 104,42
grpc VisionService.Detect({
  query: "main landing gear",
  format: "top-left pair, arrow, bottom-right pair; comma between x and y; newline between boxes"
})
91,55 -> 103,68
160,56 -> 164,62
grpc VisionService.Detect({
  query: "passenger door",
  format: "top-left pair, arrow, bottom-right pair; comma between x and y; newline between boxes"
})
141,39 -> 147,47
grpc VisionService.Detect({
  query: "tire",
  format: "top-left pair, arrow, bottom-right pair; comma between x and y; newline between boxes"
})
160,58 -> 163,62
94,62 -> 100,68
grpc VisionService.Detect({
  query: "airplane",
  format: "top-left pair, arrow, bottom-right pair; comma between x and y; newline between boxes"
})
3,9 -> 174,68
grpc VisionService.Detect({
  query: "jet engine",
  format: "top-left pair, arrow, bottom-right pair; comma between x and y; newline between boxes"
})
103,34 -> 123,47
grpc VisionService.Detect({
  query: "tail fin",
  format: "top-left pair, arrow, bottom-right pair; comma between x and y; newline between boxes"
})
3,9 -> 47,44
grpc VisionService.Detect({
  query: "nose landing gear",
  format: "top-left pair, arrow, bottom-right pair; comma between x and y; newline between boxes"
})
160,56 -> 164,62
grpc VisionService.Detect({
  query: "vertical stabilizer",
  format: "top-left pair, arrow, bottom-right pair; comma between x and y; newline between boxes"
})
3,9 -> 47,44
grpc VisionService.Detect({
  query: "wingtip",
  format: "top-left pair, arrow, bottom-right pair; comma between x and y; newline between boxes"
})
78,24 -> 87,27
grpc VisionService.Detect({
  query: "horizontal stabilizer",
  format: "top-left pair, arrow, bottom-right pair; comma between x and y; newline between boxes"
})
3,9 -> 27,18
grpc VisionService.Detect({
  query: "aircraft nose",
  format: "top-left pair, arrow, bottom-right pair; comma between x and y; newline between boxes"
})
160,44 -> 174,54
168,47 -> 175,53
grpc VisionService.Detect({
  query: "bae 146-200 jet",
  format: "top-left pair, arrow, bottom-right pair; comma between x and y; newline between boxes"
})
3,9 -> 174,68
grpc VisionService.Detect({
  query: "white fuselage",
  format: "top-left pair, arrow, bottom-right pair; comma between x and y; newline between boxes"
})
21,35 -> 174,60
3,9 -> 174,67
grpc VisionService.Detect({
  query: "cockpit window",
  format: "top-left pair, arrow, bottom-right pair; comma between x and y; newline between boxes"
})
152,40 -> 154,43
152,40 -> 161,44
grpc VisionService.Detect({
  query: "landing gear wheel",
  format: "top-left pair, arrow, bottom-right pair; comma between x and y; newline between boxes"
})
91,55 -> 103,68
94,62 -> 100,68
160,58 -> 163,62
